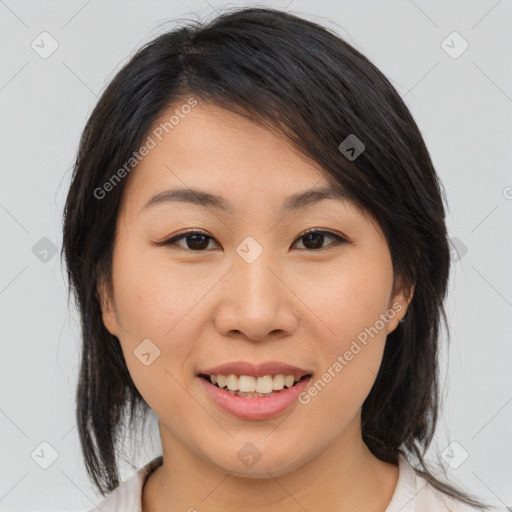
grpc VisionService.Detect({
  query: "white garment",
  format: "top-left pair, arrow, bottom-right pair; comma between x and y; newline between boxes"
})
87,453 -> 507,512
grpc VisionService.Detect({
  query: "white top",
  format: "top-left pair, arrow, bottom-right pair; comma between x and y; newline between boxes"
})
87,453 -> 506,512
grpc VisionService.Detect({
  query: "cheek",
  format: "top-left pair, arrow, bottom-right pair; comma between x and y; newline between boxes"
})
300,256 -> 393,408
304,256 -> 394,337
304,323 -> 388,430
111,240 -> 206,339
108,242 -> 195,398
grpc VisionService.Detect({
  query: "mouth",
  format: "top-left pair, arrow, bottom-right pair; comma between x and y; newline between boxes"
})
198,373 -> 312,398
196,361 -> 314,419
197,371 -> 313,420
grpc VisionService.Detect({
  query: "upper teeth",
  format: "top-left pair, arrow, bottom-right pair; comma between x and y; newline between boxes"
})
209,374 -> 302,393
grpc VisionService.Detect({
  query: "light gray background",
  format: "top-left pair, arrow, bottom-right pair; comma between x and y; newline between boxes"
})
1,0 -> 511,510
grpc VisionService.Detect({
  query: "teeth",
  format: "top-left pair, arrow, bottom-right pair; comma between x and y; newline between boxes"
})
256,376 -> 273,394
207,373 -> 306,393
231,390 -> 280,397
238,375 -> 256,392
273,374 -> 284,390
226,374 -> 238,391
284,375 -> 295,388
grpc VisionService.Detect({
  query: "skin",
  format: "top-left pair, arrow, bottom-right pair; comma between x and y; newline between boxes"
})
98,100 -> 413,512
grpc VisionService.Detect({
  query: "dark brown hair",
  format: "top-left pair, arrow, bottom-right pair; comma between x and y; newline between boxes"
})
62,7 -> 492,508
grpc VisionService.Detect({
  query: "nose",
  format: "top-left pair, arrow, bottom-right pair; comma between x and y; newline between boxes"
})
214,247 -> 298,342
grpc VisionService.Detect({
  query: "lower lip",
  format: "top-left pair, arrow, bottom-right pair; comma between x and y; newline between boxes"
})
198,375 -> 312,420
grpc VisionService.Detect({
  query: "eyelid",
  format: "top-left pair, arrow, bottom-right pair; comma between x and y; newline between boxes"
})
151,228 -> 214,248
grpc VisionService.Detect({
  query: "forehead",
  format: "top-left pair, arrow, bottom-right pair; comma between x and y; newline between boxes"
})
119,102 -> 380,234
122,103 -> 327,200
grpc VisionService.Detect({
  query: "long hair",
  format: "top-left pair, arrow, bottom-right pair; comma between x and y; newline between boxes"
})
62,7 -> 491,508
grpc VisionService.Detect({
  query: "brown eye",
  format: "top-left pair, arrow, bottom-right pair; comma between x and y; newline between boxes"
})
154,230 -> 218,251
174,232 -> 215,250
179,233 -> 213,250
293,230 -> 347,250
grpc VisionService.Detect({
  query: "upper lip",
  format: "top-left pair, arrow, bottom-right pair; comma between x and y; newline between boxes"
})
198,361 -> 312,378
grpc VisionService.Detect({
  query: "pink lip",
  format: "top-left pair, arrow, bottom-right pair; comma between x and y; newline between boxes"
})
198,361 -> 312,378
198,374 -> 312,420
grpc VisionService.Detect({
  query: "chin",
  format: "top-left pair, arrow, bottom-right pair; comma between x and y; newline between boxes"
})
204,443 -> 308,479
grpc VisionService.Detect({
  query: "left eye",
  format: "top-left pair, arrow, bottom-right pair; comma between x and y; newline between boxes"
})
154,229 -> 348,251
293,229 -> 347,250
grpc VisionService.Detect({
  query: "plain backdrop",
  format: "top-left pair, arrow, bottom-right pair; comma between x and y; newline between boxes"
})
0,0 -> 511,510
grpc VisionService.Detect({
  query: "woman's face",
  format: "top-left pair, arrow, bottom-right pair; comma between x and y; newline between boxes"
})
99,100 -> 410,477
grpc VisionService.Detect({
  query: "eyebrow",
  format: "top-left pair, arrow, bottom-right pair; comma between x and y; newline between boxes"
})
141,186 -> 349,215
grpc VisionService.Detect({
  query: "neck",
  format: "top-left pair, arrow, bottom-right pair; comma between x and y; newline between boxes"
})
142,416 -> 399,512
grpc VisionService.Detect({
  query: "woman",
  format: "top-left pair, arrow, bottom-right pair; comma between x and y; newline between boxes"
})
62,7 -> 502,512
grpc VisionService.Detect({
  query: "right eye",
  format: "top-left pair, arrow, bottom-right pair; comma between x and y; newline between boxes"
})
154,230 -> 219,251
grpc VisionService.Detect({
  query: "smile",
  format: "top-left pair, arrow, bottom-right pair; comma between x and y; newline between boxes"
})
198,373 -> 312,420
200,373 -> 310,396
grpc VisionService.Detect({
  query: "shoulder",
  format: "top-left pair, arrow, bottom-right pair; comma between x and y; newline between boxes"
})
387,454 -> 507,512
87,456 -> 163,512
415,472 -> 507,512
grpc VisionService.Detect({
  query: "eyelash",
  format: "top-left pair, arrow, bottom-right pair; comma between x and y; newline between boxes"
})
154,229 -> 348,252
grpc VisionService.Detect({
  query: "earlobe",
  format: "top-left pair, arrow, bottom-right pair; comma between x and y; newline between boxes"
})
97,278 -> 118,337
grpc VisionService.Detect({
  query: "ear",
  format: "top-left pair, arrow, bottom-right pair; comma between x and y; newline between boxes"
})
96,276 -> 118,337
386,278 -> 414,334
